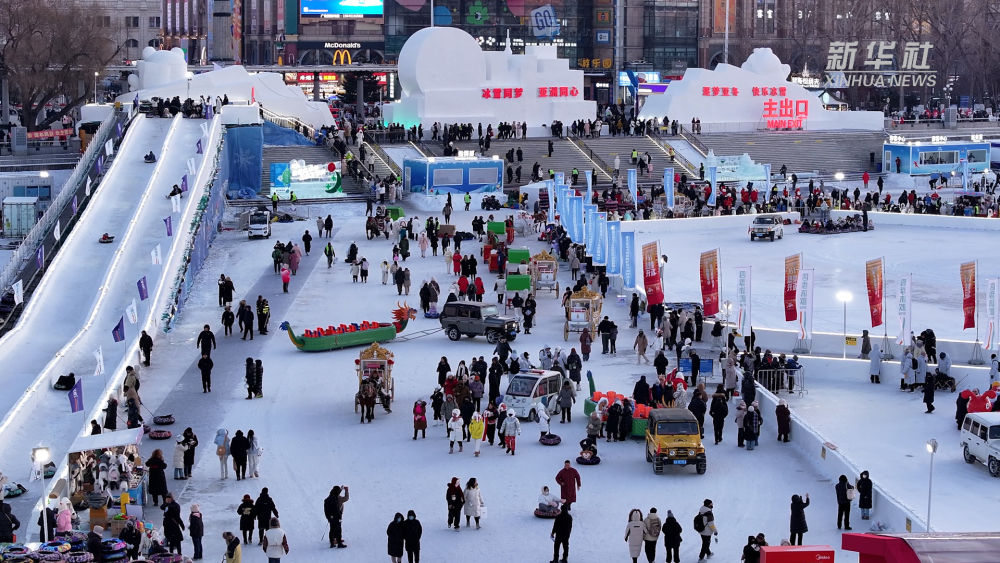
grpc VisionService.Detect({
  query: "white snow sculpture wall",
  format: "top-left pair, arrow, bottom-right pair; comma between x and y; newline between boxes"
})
384,27 -> 596,137
639,48 -> 883,131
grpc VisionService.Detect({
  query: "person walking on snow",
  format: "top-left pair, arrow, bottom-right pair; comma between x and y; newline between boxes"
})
556,460 -> 581,508
500,411 -> 521,454
197,324 -> 216,357
789,494 -> 810,546
463,478 -> 484,529
139,330 -> 153,366
634,330 -> 649,364
280,266 -> 291,293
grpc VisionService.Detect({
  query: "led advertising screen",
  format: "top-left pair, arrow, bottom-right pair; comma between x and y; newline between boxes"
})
300,0 -> 383,18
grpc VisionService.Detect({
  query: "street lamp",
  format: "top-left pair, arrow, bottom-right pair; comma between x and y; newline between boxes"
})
93,72 -> 99,103
836,290 -> 853,358
833,172 -> 845,182
926,438 -> 938,532
31,446 -> 51,542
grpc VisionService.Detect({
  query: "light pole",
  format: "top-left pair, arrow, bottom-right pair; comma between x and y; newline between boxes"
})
836,290 -> 853,358
925,438 -> 937,532
31,446 -> 51,542
93,72 -> 99,103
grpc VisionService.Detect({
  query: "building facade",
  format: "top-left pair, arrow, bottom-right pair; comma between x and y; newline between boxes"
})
78,0 -> 163,63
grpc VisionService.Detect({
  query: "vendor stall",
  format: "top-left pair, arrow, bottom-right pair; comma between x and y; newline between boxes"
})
66,427 -> 146,530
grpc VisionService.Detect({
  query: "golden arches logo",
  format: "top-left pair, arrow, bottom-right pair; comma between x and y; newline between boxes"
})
331,49 -> 352,65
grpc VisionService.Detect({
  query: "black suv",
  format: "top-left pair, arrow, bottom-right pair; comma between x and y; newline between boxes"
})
439,302 -> 519,343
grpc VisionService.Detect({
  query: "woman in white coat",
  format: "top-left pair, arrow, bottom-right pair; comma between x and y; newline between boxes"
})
899,348 -> 914,390
247,429 -> 261,479
463,478 -> 484,529
869,345 -> 882,384
624,508 -> 645,562
172,439 -> 188,480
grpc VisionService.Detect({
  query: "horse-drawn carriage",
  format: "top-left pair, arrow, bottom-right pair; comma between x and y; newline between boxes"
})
563,288 -> 602,341
529,250 -> 559,298
354,342 -> 395,422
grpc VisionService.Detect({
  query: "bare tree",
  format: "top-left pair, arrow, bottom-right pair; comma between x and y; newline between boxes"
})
0,0 -> 118,130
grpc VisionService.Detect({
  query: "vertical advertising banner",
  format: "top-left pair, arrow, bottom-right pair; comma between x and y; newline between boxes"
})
664,167 -> 674,209
569,195 -> 584,244
961,261 -> 977,330
592,212 -> 607,265
735,267 -> 752,336
621,231 -> 636,289
642,241 -> 664,306
546,180 -> 555,224
708,166 -> 718,206
627,168 -> 637,209
796,268 -> 814,339
986,278 -> 999,350
700,249 -> 720,316
784,254 -> 801,322
555,172 -> 565,186
606,221 -> 621,275
585,169 -> 593,205
897,274 -> 912,345
167,0 -> 173,34
232,0 -> 243,64
584,204 -> 597,251
865,257 -> 884,327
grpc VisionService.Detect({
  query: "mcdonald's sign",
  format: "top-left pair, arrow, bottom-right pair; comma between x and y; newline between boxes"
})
331,49 -> 352,65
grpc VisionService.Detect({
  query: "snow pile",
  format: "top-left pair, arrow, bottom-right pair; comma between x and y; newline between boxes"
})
118,47 -> 334,130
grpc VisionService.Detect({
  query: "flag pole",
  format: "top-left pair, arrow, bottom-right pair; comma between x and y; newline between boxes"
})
971,261 -> 984,364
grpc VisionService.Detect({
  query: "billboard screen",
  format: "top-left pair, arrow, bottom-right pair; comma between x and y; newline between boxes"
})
300,0 -> 383,18
618,71 -> 661,86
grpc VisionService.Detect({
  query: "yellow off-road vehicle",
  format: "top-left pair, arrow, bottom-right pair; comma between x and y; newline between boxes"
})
645,408 -> 707,474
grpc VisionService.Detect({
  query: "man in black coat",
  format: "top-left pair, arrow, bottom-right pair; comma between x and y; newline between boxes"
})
139,330 -> 153,366
688,392 -> 707,439
254,488 -> 279,545
196,325 -> 216,356
550,504 -> 573,563
0,499 -> 20,542
229,430 -> 251,480
239,306 -> 255,340
597,316 -> 614,355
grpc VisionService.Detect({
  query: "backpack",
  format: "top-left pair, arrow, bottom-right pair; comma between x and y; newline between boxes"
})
693,514 -> 705,532
911,357 -> 918,370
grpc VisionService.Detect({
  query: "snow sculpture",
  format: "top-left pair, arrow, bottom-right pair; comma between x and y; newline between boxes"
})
638,48 -> 883,131
384,26 -> 595,137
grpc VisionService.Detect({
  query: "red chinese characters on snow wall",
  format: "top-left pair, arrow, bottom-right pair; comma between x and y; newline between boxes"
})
481,86 -> 580,99
698,84 -> 810,129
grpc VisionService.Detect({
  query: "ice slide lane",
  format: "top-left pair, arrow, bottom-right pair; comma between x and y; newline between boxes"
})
0,116 -> 206,482
0,115 -> 169,385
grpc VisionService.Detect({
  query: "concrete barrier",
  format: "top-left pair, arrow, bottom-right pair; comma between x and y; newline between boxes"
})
832,209 -> 1000,232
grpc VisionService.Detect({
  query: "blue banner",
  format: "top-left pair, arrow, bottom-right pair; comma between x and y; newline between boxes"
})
36,245 -> 44,270
68,379 -> 84,413
606,220 -> 622,275
181,175 -> 188,193
584,204 -> 598,252
664,167 -> 674,210
556,184 -> 567,222
555,172 -> 565,186
112,316 -> 126,343
569,195 -> 584,244
621,231 -> 636,288
627,168 -> 637,209
708,166 -> 718,206
546,180 -> 555,224
593,212 -> 607,265
585,169 -> 593,205
137,276 -> 149,301
763,163 -> 771,186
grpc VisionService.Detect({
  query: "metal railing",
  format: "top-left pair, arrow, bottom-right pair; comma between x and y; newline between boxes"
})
754,367 -> 807,396
362,131 -> 401,178
676,125 -> 710,157
568,135 -> 612,178
260,106 -> 316,140
0,109 -> 127,301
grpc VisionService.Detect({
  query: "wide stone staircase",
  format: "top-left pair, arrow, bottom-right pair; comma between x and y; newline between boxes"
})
580,135 -> 698,179
692,130 -> 887,177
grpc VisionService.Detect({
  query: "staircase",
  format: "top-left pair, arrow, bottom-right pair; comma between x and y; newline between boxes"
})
580,135 -> 698,179
695,130 -> 887,176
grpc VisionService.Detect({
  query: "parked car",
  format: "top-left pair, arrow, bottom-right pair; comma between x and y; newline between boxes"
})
645,408 -> 706,474
502,369 -> 563,421
439,302 -> 519,343
749,214 -> 784,241
960,411 -> 1000,477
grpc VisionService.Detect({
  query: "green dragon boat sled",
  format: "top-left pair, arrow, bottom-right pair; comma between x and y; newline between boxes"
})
280,302 -> 417,352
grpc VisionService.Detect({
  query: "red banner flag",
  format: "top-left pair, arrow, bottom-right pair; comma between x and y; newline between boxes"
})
865,258 -> 884,328
783,254 -> 801,322
961,261 -> 977,330
642,242 -> 664,306
700,249 -> 720,316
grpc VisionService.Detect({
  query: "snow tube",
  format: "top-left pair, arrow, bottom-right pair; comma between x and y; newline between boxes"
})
101,552 -> 127,562
37,540 -> 71,553
576,455 -> 601,465
149,554 -> 184,563
153,415 -> 175,425
65,551 -> 95,562
539,433 -> 561,446
101,539 -> 126,552
55,531 -> 88,549
34,550 -> 67,561
148,429 -> 172,440
1,545 -> 30,557
2,557 -> 31,563
98,236 -> 115,244
534,508 -> 559,519
2,482 -> 27,497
